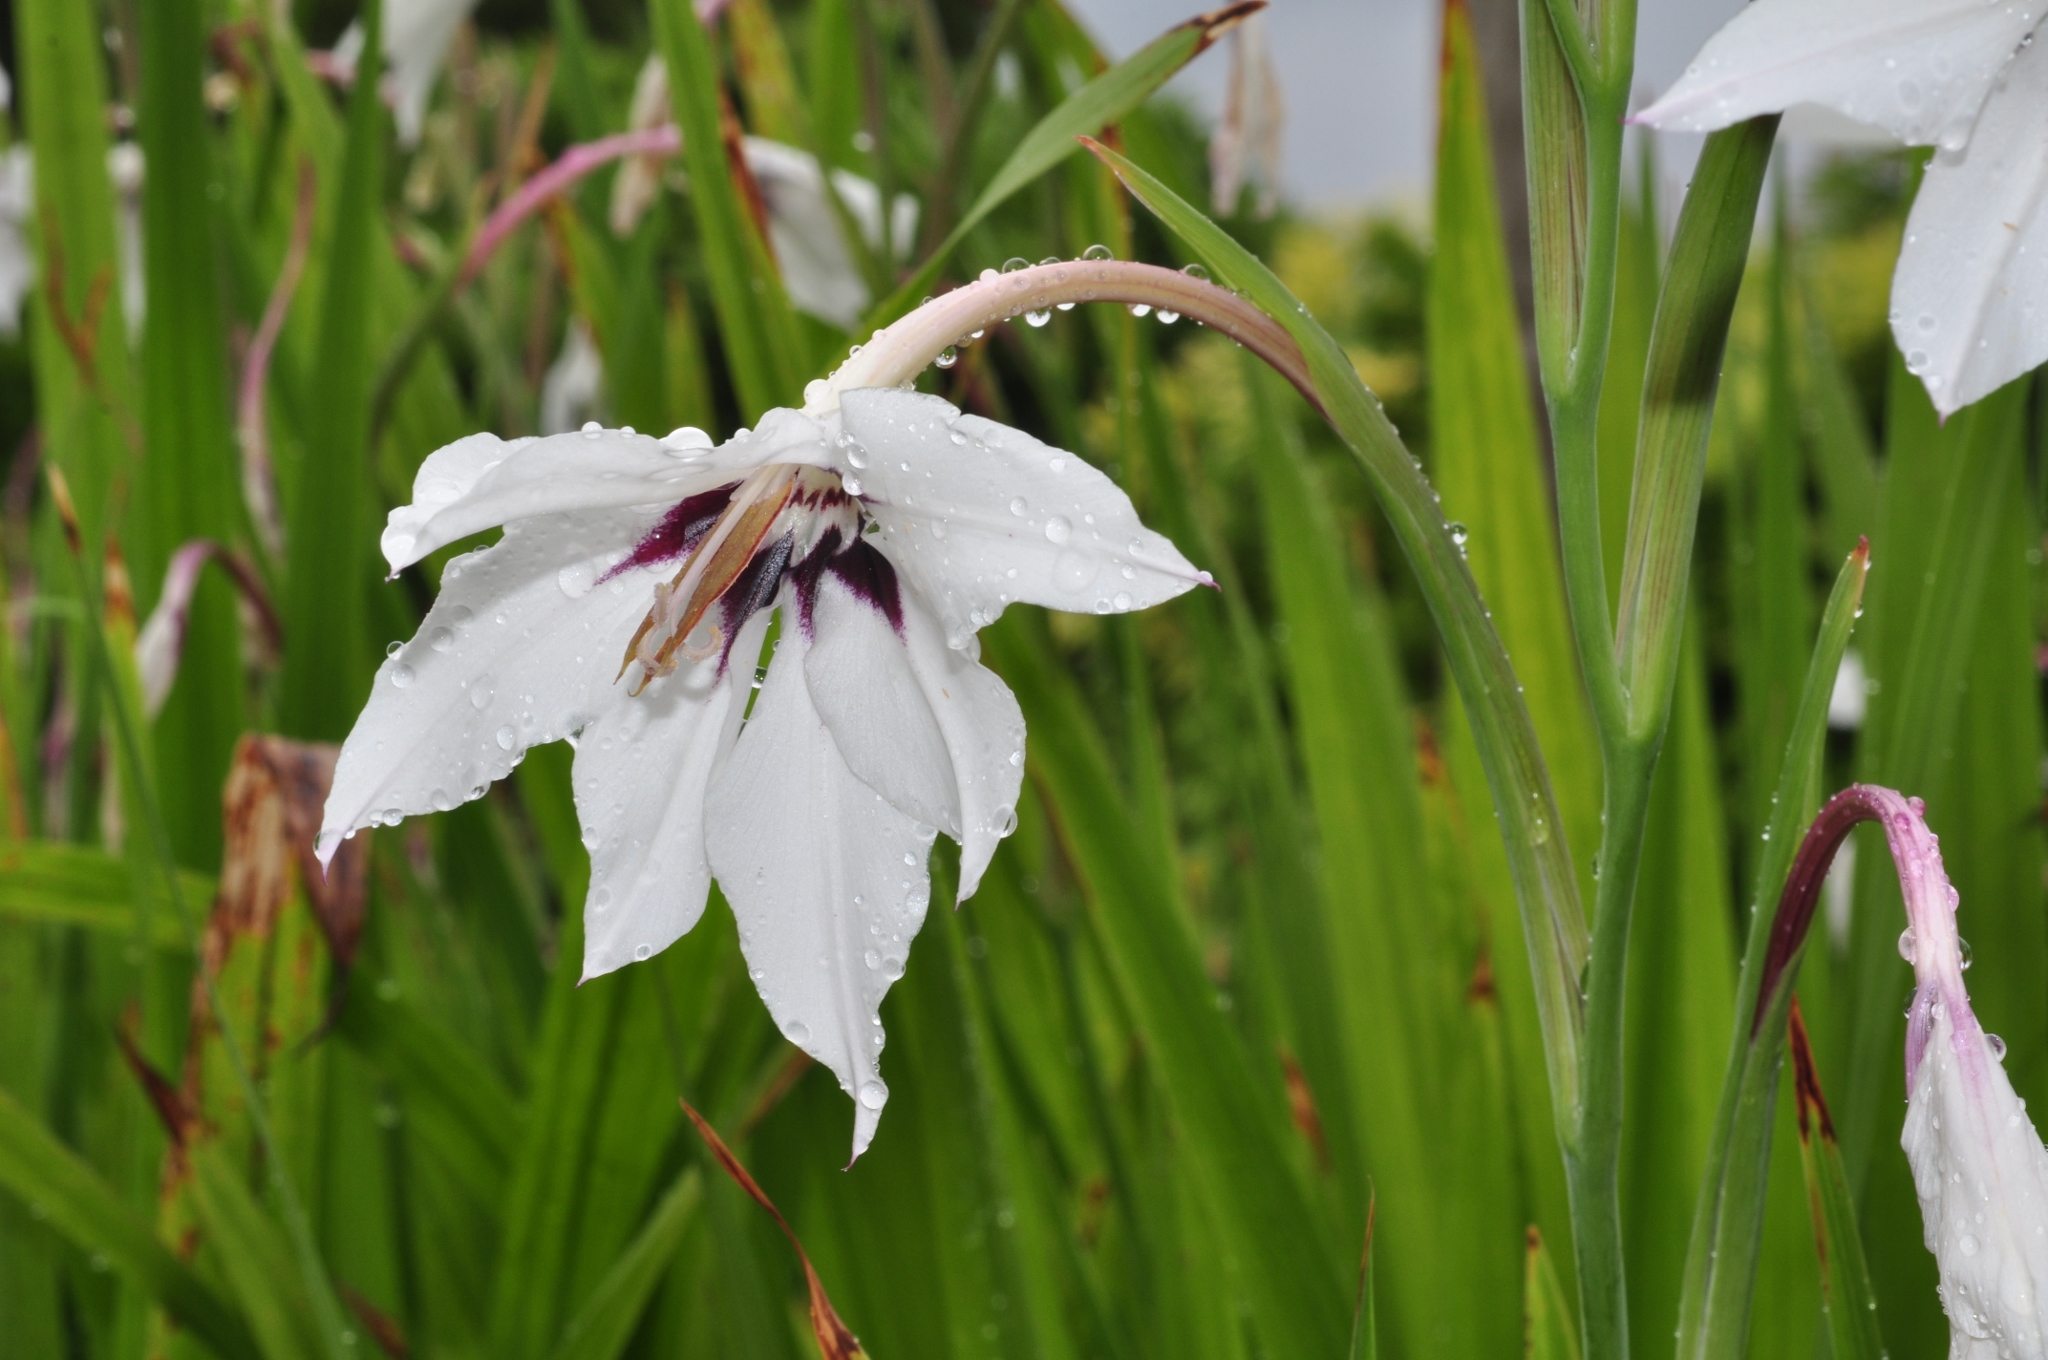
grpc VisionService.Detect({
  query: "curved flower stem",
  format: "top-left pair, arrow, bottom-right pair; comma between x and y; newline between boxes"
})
809,259 -> 1316,412
238,156 -> 316,566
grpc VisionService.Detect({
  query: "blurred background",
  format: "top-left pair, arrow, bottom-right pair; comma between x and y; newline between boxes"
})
0,1 -> 2031,1359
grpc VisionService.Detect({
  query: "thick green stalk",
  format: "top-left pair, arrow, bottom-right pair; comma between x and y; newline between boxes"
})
1565,745 -> 1654,1360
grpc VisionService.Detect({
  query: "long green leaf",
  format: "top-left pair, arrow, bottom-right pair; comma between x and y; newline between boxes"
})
1085,137 -> 1589,1138
869,3 -> 1260,327
0,840 -> 210,945
136,0 -> 243,866
1612,116 -> 1778,741
0,1087 -> 261,1360
277,0 -> 386,741
546,1168 -> 703,1360
1427,7 -> 1590,1305
1526,1227 -> 1582,1360
984,617 -> 1351,1355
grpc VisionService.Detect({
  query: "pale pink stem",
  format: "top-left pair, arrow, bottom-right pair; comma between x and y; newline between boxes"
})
239,158 -> 316,563
806,259 -> 1316,416
459,126 -> 682,287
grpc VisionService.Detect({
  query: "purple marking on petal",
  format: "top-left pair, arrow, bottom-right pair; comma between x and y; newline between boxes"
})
715,531 -> 795,675
828,539 -> 905,638
600,483 -> 738,584
788,526 -> 844,640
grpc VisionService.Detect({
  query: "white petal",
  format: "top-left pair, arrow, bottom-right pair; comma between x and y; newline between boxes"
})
574,615 -> 763,981
320,509 -> 660,855
836,389 -> 1206,646
382,409 -> 834,572
1891,33 -> 2048,416
706,619 -> 935,1162
804,570 -> 959,835
744,138 -> 871,330
895,588 -> 1025,902
1903,1001 -> 2048,1358
1635,0 -> 2038,147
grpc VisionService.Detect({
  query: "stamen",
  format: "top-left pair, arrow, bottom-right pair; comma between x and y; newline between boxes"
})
619,464 -> 798,684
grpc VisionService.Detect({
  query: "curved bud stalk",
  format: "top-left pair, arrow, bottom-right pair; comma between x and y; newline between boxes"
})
1743,784 -> 2048,1359
805,258 -> 1314,413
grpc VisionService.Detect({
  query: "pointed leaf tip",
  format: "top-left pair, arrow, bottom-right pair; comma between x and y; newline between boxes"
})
1188,0 -> 1266,50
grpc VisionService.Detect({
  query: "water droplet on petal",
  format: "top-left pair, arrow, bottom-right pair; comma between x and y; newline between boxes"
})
390,664 -> 416,688
429,626 -> 455,652
785,1019 -> 811,1044
1045,515 -> 1073,544
1182,262 -> 1211,282
1988,1033 -> 2007,1060
1127,302 -> 1152,318
581,421 -> 603,437
859,1080 -> 889,1109
1899,928 -> 1918,963
881,956 -> 905,981
1082,244 -> 1113,261
633,943 -> 654,961
496,725 -> 517,750
1026,309 -> 1051,327
1960,937 -> 1974,970
936,346 -> 958,369
558,563 -> 595,598
386,640 -> 404,658
1157,310 -> 1179,325
471,677 -> 494,709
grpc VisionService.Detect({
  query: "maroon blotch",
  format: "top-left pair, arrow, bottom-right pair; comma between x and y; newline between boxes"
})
601,483 -> 739,584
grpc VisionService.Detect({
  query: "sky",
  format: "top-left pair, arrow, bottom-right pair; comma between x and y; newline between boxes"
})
1063,0 -> 1755,208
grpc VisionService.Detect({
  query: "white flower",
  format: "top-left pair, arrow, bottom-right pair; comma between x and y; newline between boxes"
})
320,389 -> 1206,1156
1878,790 -> 2048,1357
332,0 -> 480,147
0,144 -> 33,339
610,55 -> 916,330
1209,11 -> 1284,218
539,319 -> 605,435
1637,0 -> 2048,416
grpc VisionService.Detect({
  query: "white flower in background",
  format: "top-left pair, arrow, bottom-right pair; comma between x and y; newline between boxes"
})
0,143 -> 147,340
107,141 -> 144,340
1638,0 -> 2048,416
320,387 -> 1206,1156
1209,10 -> 1284,218
0,145 -> 33,339
610,55 -> 917,330
540,320 -> 605,435
332,0 -> 481,147
1873,788 -> 2048,1357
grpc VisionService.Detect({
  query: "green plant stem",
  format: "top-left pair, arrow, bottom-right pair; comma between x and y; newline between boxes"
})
1548,108 -> 1628,746
1564,743 -> 1655,1360
1526,22 -> 1648,1360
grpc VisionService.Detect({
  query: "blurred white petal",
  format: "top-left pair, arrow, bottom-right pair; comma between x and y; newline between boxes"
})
1209,11 -> 1284,217
0,145 -> 33,339
1891,33 -> 2048,416
1636,0 -> 2040,147
333,0 -> 479,146
540,320 -> 606,435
